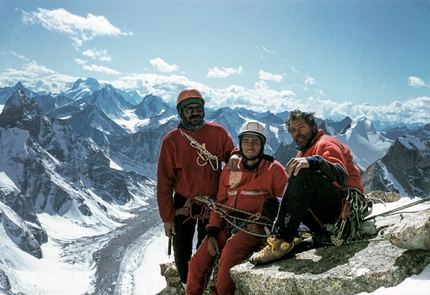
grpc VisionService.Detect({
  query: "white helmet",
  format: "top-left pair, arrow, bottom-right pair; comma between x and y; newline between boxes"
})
238,120 -> 266,145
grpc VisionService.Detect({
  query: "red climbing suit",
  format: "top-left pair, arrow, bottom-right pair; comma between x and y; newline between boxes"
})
186,158 -> 288,295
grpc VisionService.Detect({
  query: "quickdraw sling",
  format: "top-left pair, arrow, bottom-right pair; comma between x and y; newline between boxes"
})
179,128 -> 219,171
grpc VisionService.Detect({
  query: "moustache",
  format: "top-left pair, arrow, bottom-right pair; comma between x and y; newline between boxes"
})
190,115 -> 202,120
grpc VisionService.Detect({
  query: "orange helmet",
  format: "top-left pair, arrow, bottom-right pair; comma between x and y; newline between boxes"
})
176,88 -> 205,110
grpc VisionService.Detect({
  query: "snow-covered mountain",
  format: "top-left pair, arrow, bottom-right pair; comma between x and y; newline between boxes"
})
336,118 -> 394,172
0,89 -> 158,294
62,77 -> 103,100
0,78 -> 428,294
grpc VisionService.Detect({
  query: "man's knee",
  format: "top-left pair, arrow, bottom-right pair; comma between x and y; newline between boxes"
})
263,196 -> 281,222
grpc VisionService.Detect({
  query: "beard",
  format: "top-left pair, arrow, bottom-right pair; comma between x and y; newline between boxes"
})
188,115 -> 203,126
295,129 -> 317,150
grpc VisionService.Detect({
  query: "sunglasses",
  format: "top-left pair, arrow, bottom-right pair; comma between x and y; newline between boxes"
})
183,106 -> 204,114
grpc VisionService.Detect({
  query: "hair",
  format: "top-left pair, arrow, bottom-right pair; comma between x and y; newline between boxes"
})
285,110 -> 317,133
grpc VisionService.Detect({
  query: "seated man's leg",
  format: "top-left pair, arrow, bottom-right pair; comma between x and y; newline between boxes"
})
250,169 -> 344,264
273,168 -> 344,242
263,196 -> 281,223
186,230 -> 228,295
215,230 -> 261,294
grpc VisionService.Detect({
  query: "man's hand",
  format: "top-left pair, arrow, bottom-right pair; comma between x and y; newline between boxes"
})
246,223 -> 265,235
227,153 -> 241,172
207,237 -> 220,257
163,221 -> 176,238
285,157 -> 309,178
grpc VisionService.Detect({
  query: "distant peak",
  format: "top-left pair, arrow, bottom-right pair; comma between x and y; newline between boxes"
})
71,77 -> 101,90
14,81 -> 25,89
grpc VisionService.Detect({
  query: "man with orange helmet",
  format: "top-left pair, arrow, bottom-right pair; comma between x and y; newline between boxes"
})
157,88 -> 236,289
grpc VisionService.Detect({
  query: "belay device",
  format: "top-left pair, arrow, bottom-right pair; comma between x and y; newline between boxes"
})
326,190 -> 376,246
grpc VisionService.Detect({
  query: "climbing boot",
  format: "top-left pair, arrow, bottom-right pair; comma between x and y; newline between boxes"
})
249,236 -> 295,265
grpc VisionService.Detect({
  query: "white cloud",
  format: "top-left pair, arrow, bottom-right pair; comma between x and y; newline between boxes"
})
258,70 -> 283,82
315,89 -> 325,96
10,51 -> 30,61
82,48 -> 112,62
262,46 -> 276,54
25,61 -> 56,75
207,66 -> 243,78
149,58 -> 179,73
289,65 -> 300,74
305,76 -> 316,84
82,64 -> 121,75
0,61 -> 75,93
74,58 -> 87,65
408,76 -> 427,88
302,95 -> 430,124
21,8 -> 133,47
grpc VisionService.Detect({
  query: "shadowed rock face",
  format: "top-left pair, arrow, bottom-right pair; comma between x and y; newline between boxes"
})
362,136 -> 430,198
0,90 -> 42,139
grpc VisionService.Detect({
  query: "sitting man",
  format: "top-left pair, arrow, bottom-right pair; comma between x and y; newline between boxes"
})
186,120 -> 288,295
249,110 -> 364,265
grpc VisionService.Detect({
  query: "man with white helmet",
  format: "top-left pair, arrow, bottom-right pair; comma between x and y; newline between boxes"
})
186,120 -> 288,295
157,88 -> 236,289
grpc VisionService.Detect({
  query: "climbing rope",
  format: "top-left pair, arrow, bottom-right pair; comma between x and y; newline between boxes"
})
196,194 -> 430,246
363,196 -> 430,220
194,195 -> 273,238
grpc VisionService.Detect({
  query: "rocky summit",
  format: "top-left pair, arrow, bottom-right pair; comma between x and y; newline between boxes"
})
231,240 -> 430,295
159,198 -> 430,295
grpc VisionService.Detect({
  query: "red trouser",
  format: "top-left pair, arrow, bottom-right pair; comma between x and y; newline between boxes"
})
186,228 -> 262,295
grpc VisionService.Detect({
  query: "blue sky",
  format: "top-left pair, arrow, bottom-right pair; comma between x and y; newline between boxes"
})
0,0 -> 429,124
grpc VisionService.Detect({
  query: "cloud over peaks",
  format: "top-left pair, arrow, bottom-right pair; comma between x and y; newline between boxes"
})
149,58 -> 179,73
82,48 -> 112,62
82,64 -> 121,75
207,66 -> 243,78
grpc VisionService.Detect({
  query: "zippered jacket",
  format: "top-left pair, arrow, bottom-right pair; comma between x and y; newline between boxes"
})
157,122 -> 235,222
298,129 -> 364,194
207,158 -> 288,229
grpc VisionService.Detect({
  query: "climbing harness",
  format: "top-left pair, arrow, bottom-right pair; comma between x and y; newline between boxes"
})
194,195 -> 273,238
179,128 -> 219,171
